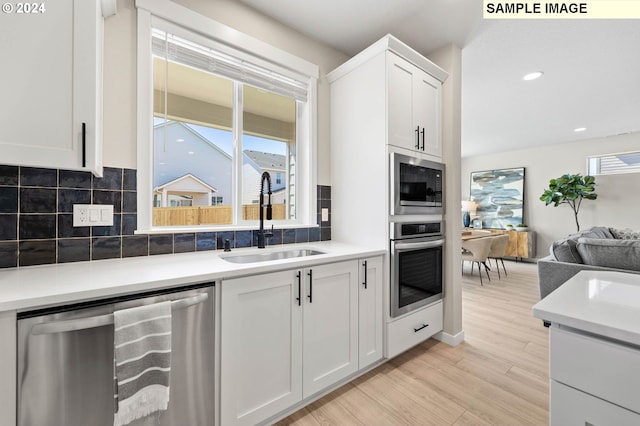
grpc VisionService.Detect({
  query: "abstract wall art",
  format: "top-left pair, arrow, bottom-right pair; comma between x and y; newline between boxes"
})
470,167 -> 525,229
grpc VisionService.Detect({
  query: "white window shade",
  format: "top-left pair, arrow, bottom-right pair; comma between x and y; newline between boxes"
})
588,151 -> 640,175
152,29 -> 308,102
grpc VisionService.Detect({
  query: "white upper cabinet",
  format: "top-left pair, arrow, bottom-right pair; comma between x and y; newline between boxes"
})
0,0 -> 110,175
387,52 -> 442,158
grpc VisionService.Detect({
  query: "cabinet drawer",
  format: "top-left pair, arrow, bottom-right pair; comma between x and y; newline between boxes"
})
550,380 -> 640,426
387,301 -> 442,358
551,326 -> 640,413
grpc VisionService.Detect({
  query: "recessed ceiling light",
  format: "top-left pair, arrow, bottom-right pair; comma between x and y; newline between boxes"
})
176,138 -> 185,143
574,127 -> 587,132
523,71 -> 544,81
188,151 -> 195,155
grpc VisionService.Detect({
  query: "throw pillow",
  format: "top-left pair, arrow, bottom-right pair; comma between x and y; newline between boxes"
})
576,237 -> 640,272
610,227 -> 640,240
550,226 -> 615,263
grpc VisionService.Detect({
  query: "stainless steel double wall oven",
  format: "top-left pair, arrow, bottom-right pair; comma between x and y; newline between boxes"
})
389,152 -> 445,318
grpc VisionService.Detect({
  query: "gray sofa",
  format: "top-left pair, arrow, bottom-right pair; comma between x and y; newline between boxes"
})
537,226 -> 640,300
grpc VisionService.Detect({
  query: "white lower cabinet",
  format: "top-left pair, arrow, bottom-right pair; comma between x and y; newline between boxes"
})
386,301 -> 443,359
358,257 -> 384,369
549,325 -> 640,424
220,269 -> 302,426
220,260 -> 360,426
302,261 -> 359,398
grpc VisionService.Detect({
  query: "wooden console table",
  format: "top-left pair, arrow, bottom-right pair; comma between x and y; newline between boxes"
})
462,229 -> 536,259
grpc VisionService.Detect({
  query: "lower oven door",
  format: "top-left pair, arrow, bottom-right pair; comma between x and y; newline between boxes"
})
390,236 -> 444,318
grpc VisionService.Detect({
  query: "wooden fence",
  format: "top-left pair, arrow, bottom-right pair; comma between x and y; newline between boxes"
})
153,204 -> 287,226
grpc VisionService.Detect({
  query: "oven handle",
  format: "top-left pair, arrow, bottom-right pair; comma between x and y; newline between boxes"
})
393,239 -> 444,251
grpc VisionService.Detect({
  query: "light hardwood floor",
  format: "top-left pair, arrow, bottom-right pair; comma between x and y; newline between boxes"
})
277,260 -> 549,426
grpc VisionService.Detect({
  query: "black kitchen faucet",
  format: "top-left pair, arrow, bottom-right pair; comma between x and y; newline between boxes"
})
257,171 -> 273,248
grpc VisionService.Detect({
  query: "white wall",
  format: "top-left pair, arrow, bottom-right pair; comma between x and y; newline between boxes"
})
462,131 -> 640,259
102,0 -> 349,185
428,44 -> 464,343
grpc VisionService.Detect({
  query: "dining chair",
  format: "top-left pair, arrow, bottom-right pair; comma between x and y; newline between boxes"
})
488,234 -> 510,279
461,236 -> 494,285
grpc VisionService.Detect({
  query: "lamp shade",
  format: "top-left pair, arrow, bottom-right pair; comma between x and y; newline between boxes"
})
461,200 -> 477,211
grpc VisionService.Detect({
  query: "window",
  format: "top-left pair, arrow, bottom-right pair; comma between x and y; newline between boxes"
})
136,1 -> 318,231
588,151 -> 640,176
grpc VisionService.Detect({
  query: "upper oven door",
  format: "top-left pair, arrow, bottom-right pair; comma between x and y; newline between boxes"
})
391,152 -> 444,215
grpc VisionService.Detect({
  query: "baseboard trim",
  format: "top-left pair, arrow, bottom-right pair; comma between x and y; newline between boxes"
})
434,330 -> 465,346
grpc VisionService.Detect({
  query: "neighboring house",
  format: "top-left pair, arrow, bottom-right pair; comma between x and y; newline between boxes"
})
154,121 -> 289,207
153,173 -> 217,207
242,150 -> 288,205
154,121 -> 232,205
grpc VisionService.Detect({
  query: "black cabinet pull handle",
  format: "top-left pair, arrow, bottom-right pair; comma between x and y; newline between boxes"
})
307,270 -> 313,303
362,260 -> 368,289
415,126 -> 420,149
420,127 -> 425,151
414,323 -> 429,333
296,271 -> 301,306
82,122 -> 86,167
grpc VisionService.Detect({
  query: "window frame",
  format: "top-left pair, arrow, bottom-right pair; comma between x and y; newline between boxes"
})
135,0 -> 318,232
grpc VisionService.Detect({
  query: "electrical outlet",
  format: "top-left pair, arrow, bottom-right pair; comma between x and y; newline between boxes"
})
73,204 -> 114,227
321,208 -> 329,222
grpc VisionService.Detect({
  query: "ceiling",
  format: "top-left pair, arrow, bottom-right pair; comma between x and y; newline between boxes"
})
238,0 -> 640,157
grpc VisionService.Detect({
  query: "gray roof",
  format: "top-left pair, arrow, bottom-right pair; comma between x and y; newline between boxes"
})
243,150 -> 286,171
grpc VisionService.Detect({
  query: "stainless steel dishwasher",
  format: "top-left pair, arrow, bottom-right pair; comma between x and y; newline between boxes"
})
17,283 -> 215,426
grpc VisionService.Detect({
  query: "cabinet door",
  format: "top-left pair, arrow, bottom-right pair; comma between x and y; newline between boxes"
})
302,261 -> 358,398
358,256 -> 384,369
0,0 -> 103,174
220,270 -> 303,426
387,53 -> 419,152
387,52 -> 442,158
414,71 -> 441,158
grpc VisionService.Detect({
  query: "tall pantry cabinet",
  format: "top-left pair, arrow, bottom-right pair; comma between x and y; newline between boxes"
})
329,35 -> 448,357
328,35 -> 448,249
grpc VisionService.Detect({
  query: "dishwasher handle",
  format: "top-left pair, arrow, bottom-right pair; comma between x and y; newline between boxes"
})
30,293 -> 209,336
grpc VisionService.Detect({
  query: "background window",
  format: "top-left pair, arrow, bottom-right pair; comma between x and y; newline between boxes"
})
588,151 -> 640,176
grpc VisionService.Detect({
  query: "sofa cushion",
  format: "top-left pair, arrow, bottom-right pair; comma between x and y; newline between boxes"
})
550,226 -> 615,263
610,227 -> 640,240
576,237 -> 640,271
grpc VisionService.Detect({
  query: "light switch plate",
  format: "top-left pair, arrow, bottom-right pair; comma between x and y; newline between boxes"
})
73,204 -> 114,227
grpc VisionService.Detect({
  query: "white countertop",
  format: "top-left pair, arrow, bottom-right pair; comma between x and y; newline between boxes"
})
0,242 -> 385,312
533,270 -> 640,346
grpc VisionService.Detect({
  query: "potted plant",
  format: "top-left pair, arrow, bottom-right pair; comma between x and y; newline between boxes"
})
515,224 -> 529,232
539,173 -> 597,232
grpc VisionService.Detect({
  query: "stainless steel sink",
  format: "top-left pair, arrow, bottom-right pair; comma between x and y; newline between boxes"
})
220,248 -> 326,264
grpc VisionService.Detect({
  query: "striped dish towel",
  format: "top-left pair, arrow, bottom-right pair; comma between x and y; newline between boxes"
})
113,301 -> 172,426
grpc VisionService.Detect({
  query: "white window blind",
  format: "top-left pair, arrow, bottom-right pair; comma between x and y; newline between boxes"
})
152,29 -> 308,102
588,151 -> 640,175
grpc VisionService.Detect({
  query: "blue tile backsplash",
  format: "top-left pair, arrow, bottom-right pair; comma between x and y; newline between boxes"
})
0,165 -> 331,268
